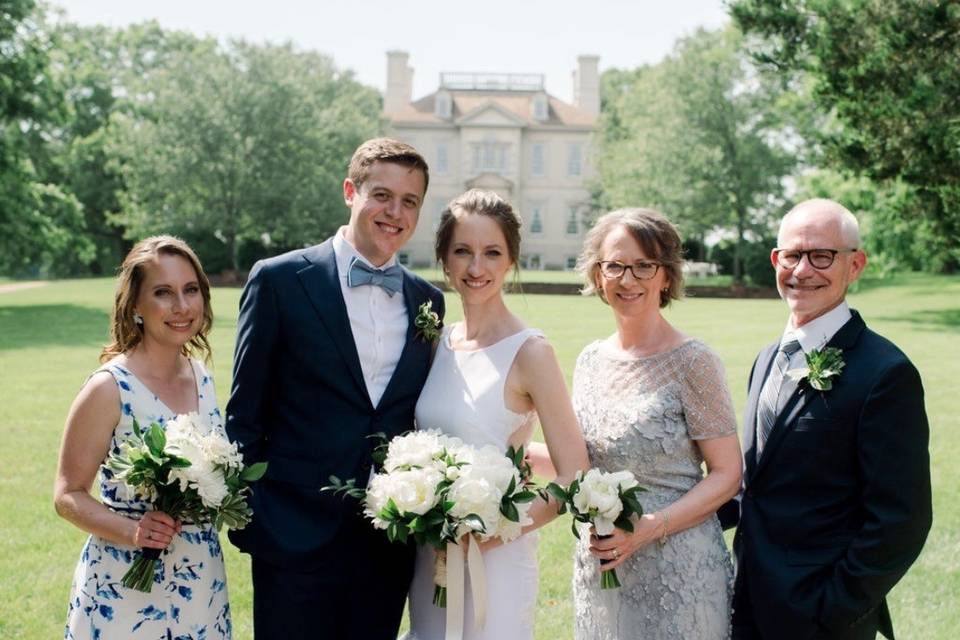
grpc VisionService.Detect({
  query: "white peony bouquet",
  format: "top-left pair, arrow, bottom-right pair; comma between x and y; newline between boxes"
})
105,413 -> 267,592
325,430 -> 537,608
546,468 -> 646,589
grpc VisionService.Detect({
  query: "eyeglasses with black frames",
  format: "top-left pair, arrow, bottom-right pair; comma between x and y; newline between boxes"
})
773,248 -> 859,270
597,260 -> 661,280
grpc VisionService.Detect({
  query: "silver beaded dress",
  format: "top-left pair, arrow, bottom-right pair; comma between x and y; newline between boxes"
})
572,338 -> 736,640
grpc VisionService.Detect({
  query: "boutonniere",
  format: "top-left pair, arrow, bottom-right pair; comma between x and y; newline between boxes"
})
414,300 -> 442,342
787,347 -> 845,391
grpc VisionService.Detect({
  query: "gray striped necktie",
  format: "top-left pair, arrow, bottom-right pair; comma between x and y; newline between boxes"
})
756,339 -> 802,459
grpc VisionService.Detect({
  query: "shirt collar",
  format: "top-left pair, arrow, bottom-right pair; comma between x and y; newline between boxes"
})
782,301 -> 851,353
332,227 -> 397,279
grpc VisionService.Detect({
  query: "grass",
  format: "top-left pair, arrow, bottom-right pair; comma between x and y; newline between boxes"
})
1,273 -> 957,638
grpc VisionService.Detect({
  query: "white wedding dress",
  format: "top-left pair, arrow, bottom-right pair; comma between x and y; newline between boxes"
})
405,325 -> 544,640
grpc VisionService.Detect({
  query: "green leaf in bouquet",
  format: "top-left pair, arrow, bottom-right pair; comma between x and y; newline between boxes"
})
166,455 -> 193,469
240,461 -> 268,482
614,514 -> 635,533
144,425 -> 167,458
500,499 -> 520,523
442,500 -> 456,513
387,521 -> 409,543
544,482 -> 569,503
462,513 -> 486,533
408,516 -> 424,532
513,490 -> 537,503
505,475 -> 516,496
571,519 -> 582,539
132,417 -> 143,439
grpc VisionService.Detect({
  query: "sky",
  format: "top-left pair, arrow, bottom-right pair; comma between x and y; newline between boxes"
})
49,0 -> 731,103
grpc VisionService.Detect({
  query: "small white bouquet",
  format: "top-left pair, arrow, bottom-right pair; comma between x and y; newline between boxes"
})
325,430 -> 537,607
105,413 -> 267,592
546,468 -> 646,589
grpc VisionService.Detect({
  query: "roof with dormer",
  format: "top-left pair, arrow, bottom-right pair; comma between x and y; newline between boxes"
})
386,90 -> 596,129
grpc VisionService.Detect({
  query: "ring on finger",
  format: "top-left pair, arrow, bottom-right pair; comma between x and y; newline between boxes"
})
612,548 -> 619,559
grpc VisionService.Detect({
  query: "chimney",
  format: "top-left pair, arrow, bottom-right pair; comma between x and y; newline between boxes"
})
573,55 -> 600,118
385,51 -> 413,115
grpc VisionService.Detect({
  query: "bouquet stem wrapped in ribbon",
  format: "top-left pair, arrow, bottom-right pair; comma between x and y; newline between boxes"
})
105,414 -> 266,592
546,468 -> 646,589
325,431 -> 537,640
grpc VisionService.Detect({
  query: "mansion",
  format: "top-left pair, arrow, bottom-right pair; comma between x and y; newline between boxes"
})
383,52 -> 598,270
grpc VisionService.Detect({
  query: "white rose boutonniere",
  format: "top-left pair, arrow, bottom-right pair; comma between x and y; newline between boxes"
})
414,300 -> 442,342
787,347 -> 845,391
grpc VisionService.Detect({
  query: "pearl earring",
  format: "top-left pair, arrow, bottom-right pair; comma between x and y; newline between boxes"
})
134,312 -> 144,325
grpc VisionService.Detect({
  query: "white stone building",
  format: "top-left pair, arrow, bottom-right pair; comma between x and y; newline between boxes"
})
383,52 -> 599,270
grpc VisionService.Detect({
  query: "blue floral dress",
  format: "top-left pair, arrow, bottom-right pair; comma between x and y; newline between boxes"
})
65,359 -> 231,640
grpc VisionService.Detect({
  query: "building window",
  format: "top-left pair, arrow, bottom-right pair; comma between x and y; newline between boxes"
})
472,139 -> 508,174
435,92 -> 452,119
436,143 -> 448,174
398,252 -> 410,266
566,256 -> 577,270
528,254 -> 542,270
566,207 -> 579,235
533,94 -> 548,121
568,143 -> 582,177
529,205 -> 544,235
531,143 -> 545,177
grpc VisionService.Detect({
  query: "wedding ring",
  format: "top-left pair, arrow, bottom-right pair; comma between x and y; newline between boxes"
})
613,549 -> 619,559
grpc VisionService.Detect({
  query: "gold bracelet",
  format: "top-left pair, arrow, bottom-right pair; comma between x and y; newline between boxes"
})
657,510 -> 670,547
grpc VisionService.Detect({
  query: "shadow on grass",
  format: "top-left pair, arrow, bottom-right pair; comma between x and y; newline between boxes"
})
875,308 -> 960,333
0,304 -> 109,350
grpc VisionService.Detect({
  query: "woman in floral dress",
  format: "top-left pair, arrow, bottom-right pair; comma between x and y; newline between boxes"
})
55,236 -> 231,639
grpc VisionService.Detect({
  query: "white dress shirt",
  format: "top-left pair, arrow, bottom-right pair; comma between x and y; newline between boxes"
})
781,301 -> 852,367
332,228 -> 408,407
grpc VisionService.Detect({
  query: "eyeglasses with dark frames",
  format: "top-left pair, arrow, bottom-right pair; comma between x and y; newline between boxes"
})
773,248 -> 859,270
597,260 -> 661,280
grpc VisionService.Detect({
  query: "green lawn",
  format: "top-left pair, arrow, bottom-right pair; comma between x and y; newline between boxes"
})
1,274 -> 956,638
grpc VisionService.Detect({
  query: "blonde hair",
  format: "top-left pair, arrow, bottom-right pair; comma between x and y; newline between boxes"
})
100,235 -> 213,363
577,208 -> 684,308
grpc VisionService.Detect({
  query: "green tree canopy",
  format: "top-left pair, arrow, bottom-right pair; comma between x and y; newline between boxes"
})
595,27 -> 796,283
110,40 -> 381,271
731,0 -> 960,272
1,0 -> 92,275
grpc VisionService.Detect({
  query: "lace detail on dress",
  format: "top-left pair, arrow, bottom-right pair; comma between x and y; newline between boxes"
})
571,338 -> 734,640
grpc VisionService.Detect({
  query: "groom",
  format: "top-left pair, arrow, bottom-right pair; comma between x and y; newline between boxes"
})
723,199 -> 932,640
225,138 -> 445,639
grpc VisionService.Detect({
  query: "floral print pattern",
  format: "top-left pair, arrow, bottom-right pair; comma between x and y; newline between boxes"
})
65,359 -> 231,639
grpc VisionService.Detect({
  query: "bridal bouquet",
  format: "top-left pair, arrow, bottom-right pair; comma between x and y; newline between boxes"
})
105,413 -> 267,592
546,468 -> 646,589
325,430 -> 537,607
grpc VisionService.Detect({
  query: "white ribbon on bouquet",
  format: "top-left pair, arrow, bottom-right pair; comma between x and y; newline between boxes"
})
442,536 -> 487,640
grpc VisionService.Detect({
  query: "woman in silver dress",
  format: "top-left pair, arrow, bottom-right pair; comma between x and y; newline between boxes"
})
571,208 -> 742,640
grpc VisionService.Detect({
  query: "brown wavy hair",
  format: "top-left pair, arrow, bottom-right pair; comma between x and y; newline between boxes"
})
100,235 -> 213,363
348,137 -> 430,195
577,208 -> 684,308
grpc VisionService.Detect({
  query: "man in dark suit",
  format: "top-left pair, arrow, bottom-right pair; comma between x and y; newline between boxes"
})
723,199 -> 932,640
225,138 -> 445,639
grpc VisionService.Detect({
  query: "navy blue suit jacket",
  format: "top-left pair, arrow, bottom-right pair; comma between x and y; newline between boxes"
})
723,311 -> 931,640
225,239 -> 445,568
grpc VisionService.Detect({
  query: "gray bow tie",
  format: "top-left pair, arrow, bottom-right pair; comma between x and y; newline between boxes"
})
346,256 -> 403,296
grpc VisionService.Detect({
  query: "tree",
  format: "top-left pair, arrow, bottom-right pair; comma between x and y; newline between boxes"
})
731,0 -> 960,272
595,27 -> 796,283
37,21 -> 216,274
0,0 -> 92,275
111,40 -> 381,272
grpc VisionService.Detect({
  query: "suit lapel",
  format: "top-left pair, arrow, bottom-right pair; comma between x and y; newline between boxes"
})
744,343 -> 777,480
750,311 -> 867,483
376,271 -> 424,410
296,240 -> 370,405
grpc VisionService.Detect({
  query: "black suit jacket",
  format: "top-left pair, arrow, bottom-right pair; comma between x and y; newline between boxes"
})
224,239 -> 445,568
724,311 -> 931,640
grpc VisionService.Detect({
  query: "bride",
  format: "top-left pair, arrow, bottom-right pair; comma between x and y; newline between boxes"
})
405,189 -> 588,640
